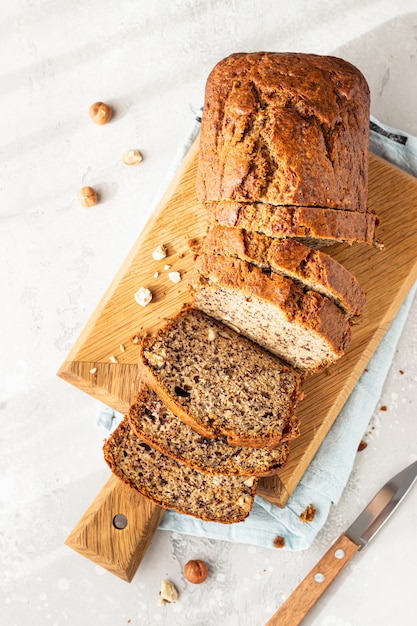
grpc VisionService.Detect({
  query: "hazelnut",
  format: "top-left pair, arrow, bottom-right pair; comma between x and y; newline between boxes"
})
183,559 -> 208,584
77,186 -> 98,207
122,149 -> 143,166
89,101 -> 112,125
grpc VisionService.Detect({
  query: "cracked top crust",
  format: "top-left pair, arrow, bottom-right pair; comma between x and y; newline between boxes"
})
196,52 -> 370,211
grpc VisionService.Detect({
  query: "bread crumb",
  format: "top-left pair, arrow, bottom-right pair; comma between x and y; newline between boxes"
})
299,503 -> 316,523
89,367 -> 97,374
168,271 -> 181,284
154,271 -> 159,278
273,535 -> 285,549
380,405 -> 387,411
358,439 -> 368,452
159,579 -> 178,605
399,370 -> 404,375
119,344 -> 125,352
152,244 -> 167,261
134,287 -> 153,307
109,355 -> 118,364
164,264 -> 171,270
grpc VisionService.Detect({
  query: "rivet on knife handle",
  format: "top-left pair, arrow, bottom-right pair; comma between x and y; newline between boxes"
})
265,533 -> 359,626
64,475 -> 165,582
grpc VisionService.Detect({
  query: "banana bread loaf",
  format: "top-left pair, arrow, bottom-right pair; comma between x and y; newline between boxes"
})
190,226 -> 366,317
190,254 -> 352,370
139,308 -> 303,448
207,201 -> 379,248
103,417 -> 258,523
196,52 -> 370,212
128,386 -> 290,476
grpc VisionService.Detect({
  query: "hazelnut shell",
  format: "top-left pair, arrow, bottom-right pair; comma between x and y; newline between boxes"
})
184,559 -> 208,584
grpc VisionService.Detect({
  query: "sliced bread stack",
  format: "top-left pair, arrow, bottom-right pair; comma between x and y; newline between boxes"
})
191,51 -> 378,370
104,309 -> 303,523
104,52 -> 379,524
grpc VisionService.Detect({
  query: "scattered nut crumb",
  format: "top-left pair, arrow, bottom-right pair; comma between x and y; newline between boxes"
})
178,252 -> 185,259
134,287 -> 153,307
152,244 -> 167,261
89,101 -> 112,125
159,580 -> 178,605
109,355 -> 118,364
131,335 -> 139,344
77,186 -> 98,207
380,405 -> 387,411
153,271 -> 159,278
184,560 -> 208,584
168,271 -> 181,284
119,344 -> 125,352
207,328 -> 217,342
164,264 -> 171,270
243,477 -> 255,488
299,503 -> 316,523
399,370 -> 404,375
358,439 -> 368,452
89,367 -> 97,375
273,536 -> 285,549
122,149 -> 143,166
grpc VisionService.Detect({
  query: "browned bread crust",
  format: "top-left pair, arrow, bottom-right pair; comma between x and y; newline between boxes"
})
103,418 -> 258,523
207,201 -> 379,247
191,254 -> 352,370
138,308 -> 303,448
191,226 -> 366,317
127,386 -> 290,476
197,52 -> 370,211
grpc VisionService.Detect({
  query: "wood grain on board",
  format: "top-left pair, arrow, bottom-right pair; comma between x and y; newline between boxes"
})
59,135 -> 417,579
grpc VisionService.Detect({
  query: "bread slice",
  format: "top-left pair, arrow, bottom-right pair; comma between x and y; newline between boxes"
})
190,226 -> 366,317
196,52 -> 370,213
103,417 -> 258,524
207,201 -> 379,248
190,255 -> 352,370
139,308 -> 303,448
128,386 -> 290,476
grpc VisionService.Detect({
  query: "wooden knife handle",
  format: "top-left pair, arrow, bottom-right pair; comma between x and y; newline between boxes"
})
65,475 -> 166,582
266,533 -> 360,626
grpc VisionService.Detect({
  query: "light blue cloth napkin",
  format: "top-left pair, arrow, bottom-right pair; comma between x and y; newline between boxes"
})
96,114 -> 417,550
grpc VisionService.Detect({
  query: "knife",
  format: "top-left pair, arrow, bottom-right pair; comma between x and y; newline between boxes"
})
265,459 -> 417,626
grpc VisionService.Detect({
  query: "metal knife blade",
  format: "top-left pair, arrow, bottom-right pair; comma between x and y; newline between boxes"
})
266,459 -> 417,626
346,459 -> 417,549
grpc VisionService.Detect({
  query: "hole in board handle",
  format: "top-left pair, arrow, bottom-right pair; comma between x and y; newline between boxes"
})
113,514 -> 128,530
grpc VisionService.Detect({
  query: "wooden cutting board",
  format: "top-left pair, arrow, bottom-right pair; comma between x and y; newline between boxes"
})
59,135 -> 417,581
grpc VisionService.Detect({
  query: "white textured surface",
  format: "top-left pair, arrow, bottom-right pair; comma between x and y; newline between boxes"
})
1,1 -> 417,625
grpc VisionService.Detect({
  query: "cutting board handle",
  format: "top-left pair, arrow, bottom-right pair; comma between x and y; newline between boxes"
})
65,475 -> 165,582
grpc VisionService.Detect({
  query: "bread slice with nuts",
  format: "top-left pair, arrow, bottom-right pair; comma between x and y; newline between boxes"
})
190,254 -> 352,371
128,385 -> 290,476
139,307 -> 303,448
207,201 -> 379,248
103,417 -> 258,523
190,226 -> 366,317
